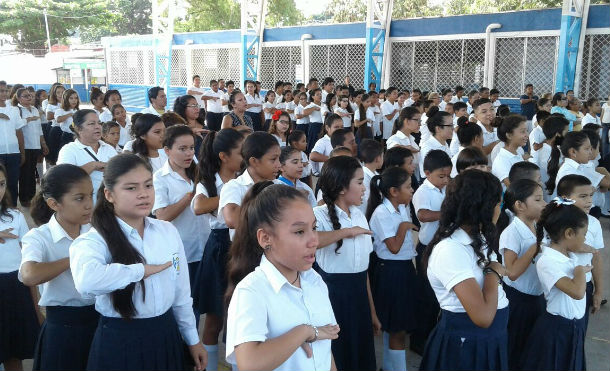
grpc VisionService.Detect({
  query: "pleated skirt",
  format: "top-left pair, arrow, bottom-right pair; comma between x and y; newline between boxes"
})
193,228 -> 230,316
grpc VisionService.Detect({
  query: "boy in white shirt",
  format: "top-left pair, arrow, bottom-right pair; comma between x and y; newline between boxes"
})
358,139 -> 383,215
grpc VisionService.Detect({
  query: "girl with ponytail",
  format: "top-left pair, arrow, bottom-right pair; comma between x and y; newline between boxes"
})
418,109 -> 453,179
128,113 -> 167,172
69,153 -> 207,371
20,164 -> 97,370
314,155 -> 378,371
225,183 -> 339,370
366,167 -> 418,371
532,114 -> 568,199
191,128 -> 244,371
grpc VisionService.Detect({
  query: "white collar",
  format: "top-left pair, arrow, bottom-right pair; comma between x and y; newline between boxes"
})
382,198 -> 400,214
236,168 -> 256,186
48,214 -> 88,243
260,254 -> 296,294
422,179 -> 445,194
449,228 -> 473,245
512,216 -> 535,240
115,216 -> 153,238
363,166 -> 378,179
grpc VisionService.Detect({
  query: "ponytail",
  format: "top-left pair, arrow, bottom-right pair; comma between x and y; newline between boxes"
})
542,115 -> 569,194
366,175 -> 383,221
394,106 -> 420,135
365,167 -> 410,221
536,198 -> 587,255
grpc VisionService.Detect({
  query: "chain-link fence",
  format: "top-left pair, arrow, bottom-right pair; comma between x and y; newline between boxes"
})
390,38 -> 485,92
309,43 -> 366,89
260,45 -> 301,90
170,49 -> 188,87
191,47 -> 241,89
108,49 -> 148,85
581,33 -> 610,100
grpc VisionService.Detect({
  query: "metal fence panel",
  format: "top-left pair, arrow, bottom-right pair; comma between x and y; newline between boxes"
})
260,45 -> 302,90
309,43 -> 366,89
494,37 -> 526,97
191,47 -> 241,89
109,50 -> 146,85
524,36 -> 558,96
170,49 -> 187,87
389,42 -> 414,90
462,39 -> 486,92
581,34 -> 610,100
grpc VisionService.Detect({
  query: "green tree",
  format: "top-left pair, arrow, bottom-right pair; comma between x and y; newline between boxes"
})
266,0 -> 304,27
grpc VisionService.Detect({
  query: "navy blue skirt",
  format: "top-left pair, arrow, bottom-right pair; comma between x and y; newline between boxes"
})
520,312 -> 586,371
87,310 -> 185,371
314,265 -> 376,371
504,285 -> 545,371
245,111 -> 262,131
193,228 -> 230,316
411,242 -> 440,354
420,307 -> 509,371
584,280 -> 593,332
33,305 -> 99,370
47,126 -> 63,164
307,122 -> 323,154
0,271 -> 40,363
372,258 -> 417,333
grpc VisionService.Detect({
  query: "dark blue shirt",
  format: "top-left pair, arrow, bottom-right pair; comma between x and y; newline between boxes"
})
520,94 -> 538,120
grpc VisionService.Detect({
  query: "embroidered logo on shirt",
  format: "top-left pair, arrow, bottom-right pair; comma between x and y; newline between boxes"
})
172,253 -> 180,274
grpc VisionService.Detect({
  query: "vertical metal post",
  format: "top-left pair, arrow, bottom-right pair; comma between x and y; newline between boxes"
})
364,0 -> 394,91
152,0 -> 176,110
43,9 -> 52,53
241,0 -> 267,86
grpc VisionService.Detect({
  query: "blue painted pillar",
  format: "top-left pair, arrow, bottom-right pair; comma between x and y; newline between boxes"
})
364,28 -> 385,92
555,0 -> 589,94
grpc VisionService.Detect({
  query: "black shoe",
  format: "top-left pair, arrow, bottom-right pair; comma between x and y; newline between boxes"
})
601,299 -> 608,306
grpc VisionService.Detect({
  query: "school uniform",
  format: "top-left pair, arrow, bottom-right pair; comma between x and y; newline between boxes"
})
19,217 -> 98,370
245,93 -> 263,131
419,114 -> 431,145
422,228 -> 509,371
45,103 -> 62,162
306,103 -> 324,153
520,247 -> 586,371
529,125 -> 545,151
57,139 -> 118,203
580,214 -> 604,330
499,217 -> 545,371
218,168 -> 256,240
438,101 -> 448,112
205,89 -> 225,131
54,108 -> 76,146
294,104 -> 310,135
419,136 -> 450,178
370,105 -> 382,138
556,157 -> 604,189
449,118 -> 461,157
381,100 -> 399,140
492,147 -> 524,184
188,86 -> 206,108
369,198 -> 417,333
70,217 -> 199,370
581,113 -> 601,127
335,107 -> 352,128
0,209 -> 39,364
530,143 -> 555,201
310,135 -> 333,176
359,166 -> 378,215
466,102 -> 473,114
17,104 -> 43,204
140,105 -> 164,116
320,103 -> 331,121
98,108 -> 113,123
478,121 -> 498,160
226,255 -> 336,371
450,146 -> 465,178
153,161 -> 209,290
262,102 -> 276,132
279,101 -> 297,124
387,130 -> 420,169
192,174 -> 232,317
313,204 -> 376,371
274,176 -> 317,208
0,105 -> 26,205
490,141 -> 524,164
354,107 -> 375,140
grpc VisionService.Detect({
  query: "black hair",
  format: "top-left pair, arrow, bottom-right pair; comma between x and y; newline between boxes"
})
318,156 -> 362,252
163,125 -> 197,181
287,129 -> 306,145
321,113 -> 342,139
490,88 -> 500,96
385,87 -> 397,97
426,109 -> 452,136
173,95 -> 203,125
582,127 -> 600,151
467,89 -> 478,99
330,128 -> 352,148
226,182 -> 309,307
537,97 -> 550,110
103,90 -> 122,108
131,113 -> 164,159
0,164 -> 13,221
308,88 -> 321,103
496,104 -> 511,117
197,128 -> 244,197
508,161 -> 540,184
423,149 -> 452,173
536,110 -> 551,125
525,83 -> 533,89
242,131 -> 280,169
192,75 -> 200,81
496,114 -> 527,143
557,174 -> 592,198
472,98 -> 492,111
394,106 -> 420,135
71,109 -> 98,138
479,87 -> 490,93
90,87 -> 104,104
30,164 -> 90,226
453,101 -> 467,112
228,90 -> 243,111
322,77 -> 335,87
147,86 -> 164,103
423,169 -> 502,270
551,92 -> 565,107
324,93 -> 335,114
93,154 -> 153,319
366,167 -> 410,221
383,147 -> 413,169
360,139 -> 383,164
130,112 -> 143,126
536,200 -> 588,252
543,115 -> 569,194
226,80 -> 235,87
455,85 -> 465,93
456,116 -> 483,146
560,131 -> 590,160
279,145 -> 301,166
456,146 -> 488,173
102,121 -> 120,137
496,179 -> 542,238
34,89 -> 47,108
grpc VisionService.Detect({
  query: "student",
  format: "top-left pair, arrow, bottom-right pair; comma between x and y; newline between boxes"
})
287,130 -> 312,187
321,93 -> 335,120
330,128 -> 357,157
472,98 -> 500,157
438,89 -> 452,112
244,80 -> 263,131
0,86 -> 26,208
449,101 -> 470,156
602,94 -> 610,157
277,90 -> 296,126
538,115 -> 569,198
262,91 -> 277,132
276,146 -> 317,207
411,149 -> 452,354
99,89 -> 122,123
420,170 -> 508,371
141,86 -> 167,116
455,146 -> 489,174
357,139 -> 383,215
90,87 -> 105,117
496,179 -> 546,370
384,147 -> 416,177
203,80 -> 225,132
367,167 -> 417,371
557,175 -> 605,331
555,131 -> 610,192
465,90 -> 479,115
354,93 -> 374,141
335,94 -> 353,129
369,91 -> 383,139
418,110 -> 453,179
581,128 -> 609,217
268,110 -> 291,147
304,88 -> 324,153
531,97 -> 552,129
450,86 -> 465,104
294,92 -> 310,135
57,109 -> 118,203
582,98 -> 602,127
520,199 -> 590,371
490,88 -> 501,112
55,88 -> 80,147
46,84 -> 66,165
529,110 -> 551,152
225,183 -> 339,371
187,75 -> 206,109
520,84 -> 539,124
129,113 -> 167,173
450,117 -> 483,177
491,114 -> 529,187
0,163 -> 39,371
102,121 -> 121,152
19,164 -> 97,370
153,125 -> 207,306
381,87 -> 400,142
508,161 -> 541,184
387,107 -> 421,173
69,154 -> 207,370
309,114 -> 344,176
314,156 -> 378,371
111,103 -> 131,148
191,129 -> 244,371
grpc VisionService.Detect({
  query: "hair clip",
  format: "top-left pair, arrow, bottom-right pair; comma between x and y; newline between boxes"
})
272,110 -> 282,121
552,196 -> 575,206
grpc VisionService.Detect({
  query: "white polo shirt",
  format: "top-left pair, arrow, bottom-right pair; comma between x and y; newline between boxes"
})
46,103 -> 60,127
310,135 -> 332,175
205,89 -> 225,114
370,106 -> 382,136
412,179 -> 445,245
490,141 -> 524,164
581,113 -> 601,127
55,108 -> 76,133
152,161 -> 208,263
359,166 -> 379,215
492,147 -> 525,184
306,103 -> 323,123
57,139 -> 118,202
117,122 -> 131,147
499,217 -> 543,295
279,101 -> 297,121
273,177 -> 317,208
245,94 -> 262,113
419,136 -> 450,178
354,107 -> 374,128
295,104 -> 310,126
313,204 -> 373,274
226,255 -> 335,371
0,209 -> 29,273
387,130 -> 420,167
576,215 -> 604,282
477,121 -> 498,148
188,86 -> 206,108
70,217 -> 200,345
370,198 -> 416,260
536,246 -> 586,320
0,105 -> 26,154
218,169 -> 256,239
556,158 -> 604,189
98,108 -> 112,123
18,105 -> 43,150
335,107 -> 352,128
19,215 -> 94,306
263,102 -> 276,121
428,228 -> 509,313
192,174 -> 227,230
529,125 -> 545,150
381,100 -> 399,139
140,106 -> 164,116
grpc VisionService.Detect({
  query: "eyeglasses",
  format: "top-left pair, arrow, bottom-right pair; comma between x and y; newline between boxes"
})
409,118 -> 422,123
440,124 -> 454,128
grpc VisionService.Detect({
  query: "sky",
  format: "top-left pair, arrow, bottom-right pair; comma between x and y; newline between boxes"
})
296,0 -> 330,17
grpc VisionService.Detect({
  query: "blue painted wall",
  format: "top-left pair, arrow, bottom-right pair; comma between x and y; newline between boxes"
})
109,84 -> 187,113
30,84 -> 104,104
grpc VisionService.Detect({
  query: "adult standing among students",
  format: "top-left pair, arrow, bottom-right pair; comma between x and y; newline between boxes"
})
520,84 -> 538,125
222,91 -> 254,130
174,95 -> 208,155
141,87 -> 167,116
244,80 -> 263,131
187,75 -> 206,109
203,80 -> 225,132
0,83 -> 25,206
